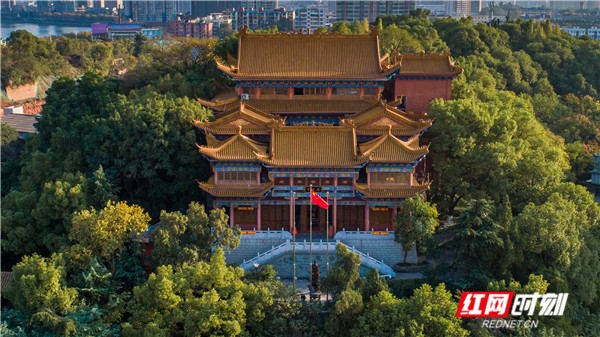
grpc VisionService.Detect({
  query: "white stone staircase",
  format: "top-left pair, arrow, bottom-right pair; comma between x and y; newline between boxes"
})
239,240 -> 396,277
334,229 -> 416,265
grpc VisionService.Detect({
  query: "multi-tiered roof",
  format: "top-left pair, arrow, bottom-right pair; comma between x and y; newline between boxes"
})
217,26 -> 400,80
194,28 -> 462,202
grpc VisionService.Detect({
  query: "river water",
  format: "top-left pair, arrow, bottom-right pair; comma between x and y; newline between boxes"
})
1,22 -> 92,39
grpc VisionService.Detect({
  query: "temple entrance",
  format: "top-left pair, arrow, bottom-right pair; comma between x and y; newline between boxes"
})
262,205 -> 290,231
233,206 -> 257,230
369,207 -> 394,231
295,204 -> 330,234
336,205 -> 365,231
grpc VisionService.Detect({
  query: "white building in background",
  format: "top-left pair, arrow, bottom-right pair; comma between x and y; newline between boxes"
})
416,0 -> 448,15
241,0 -> 278,11
296,7 -> 328,32
589,27 -> 600,40
562,26 -> 600,40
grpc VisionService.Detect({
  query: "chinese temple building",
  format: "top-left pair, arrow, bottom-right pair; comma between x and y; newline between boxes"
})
195,27 -> 462,238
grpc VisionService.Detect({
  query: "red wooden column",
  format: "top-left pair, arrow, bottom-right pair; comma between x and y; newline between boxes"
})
257,201 -> 262,230
255,87 -> 261,99
326,87 -> 332,99
333,176 -> 338,234
289,177 -> 294,232
288,87 -> 293,99
230,205 -> 235,227
365,203 -> 370,231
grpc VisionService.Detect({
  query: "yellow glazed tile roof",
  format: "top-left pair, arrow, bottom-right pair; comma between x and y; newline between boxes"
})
358,129 -> 429,163
258,125 -> 369,167
343,101 -> 432,135
395,51 -> 464,76
218,28 -> 400,80
354,182 -> 430,198
194,101 -> 283,134
198,178 -> 275,197
197,96 -> 240,112
198,128 -> 268,161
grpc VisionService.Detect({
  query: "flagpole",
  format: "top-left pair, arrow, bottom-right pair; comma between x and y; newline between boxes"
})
309,184 -> 313,281
326,191 -> 330,302
326,192 -> 329,274
292,192 -> 296,291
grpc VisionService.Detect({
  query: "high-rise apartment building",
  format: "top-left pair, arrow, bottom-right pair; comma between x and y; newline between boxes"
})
191,1 -> 242,18
335,1 -> 414,23
416,0 -> 447,15
176,0 -> 192,15
448,0 -> 470,15
54,0 -> 77,12
296,7 -> 327,31
241,0 -> 278,11
226,7 -> 294,30
123,1 -> 178,22
37,0 -> 50,12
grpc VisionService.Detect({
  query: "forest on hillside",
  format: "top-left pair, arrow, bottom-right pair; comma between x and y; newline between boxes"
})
2,9 -> 600,336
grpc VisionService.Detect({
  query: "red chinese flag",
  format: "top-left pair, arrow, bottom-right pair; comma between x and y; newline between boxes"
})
310,190 -> 329,209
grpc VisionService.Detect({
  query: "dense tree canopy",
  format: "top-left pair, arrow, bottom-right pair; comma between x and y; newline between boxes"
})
3,11 -> 600,337
429,89 -> 570,214
69,201 -> 150,263
394,195 -> 439,262
4,254 -> 78,315
151,202 -> 240,267
122,249 -> 273,337
1,30 -> 68,86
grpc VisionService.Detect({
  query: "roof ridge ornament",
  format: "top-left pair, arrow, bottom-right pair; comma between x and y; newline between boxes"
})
369,26 -> 379,37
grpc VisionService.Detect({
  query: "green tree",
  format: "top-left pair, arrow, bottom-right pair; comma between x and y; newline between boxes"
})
350,284 -> 467,337
400,284 -> 467,337
488,274 -> 549,294
132,34 -> 147,57
379,24 -> 423,54
216,22 -> 234,39
323,244 -> 361,296
511,184 -> 600,305
151,202 -> 240,266
326,288 -> 363,336
121,249 -> 273,337
1,30 -> 67,86
394,195 -> 439,262
1,122 -> 19,146
450,199 -> 505,281
361,269 -> 390,301
69,201 -> 150,265
429,89 -> 569,214
4,254 -> 78,315
2,172 -> 92,256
